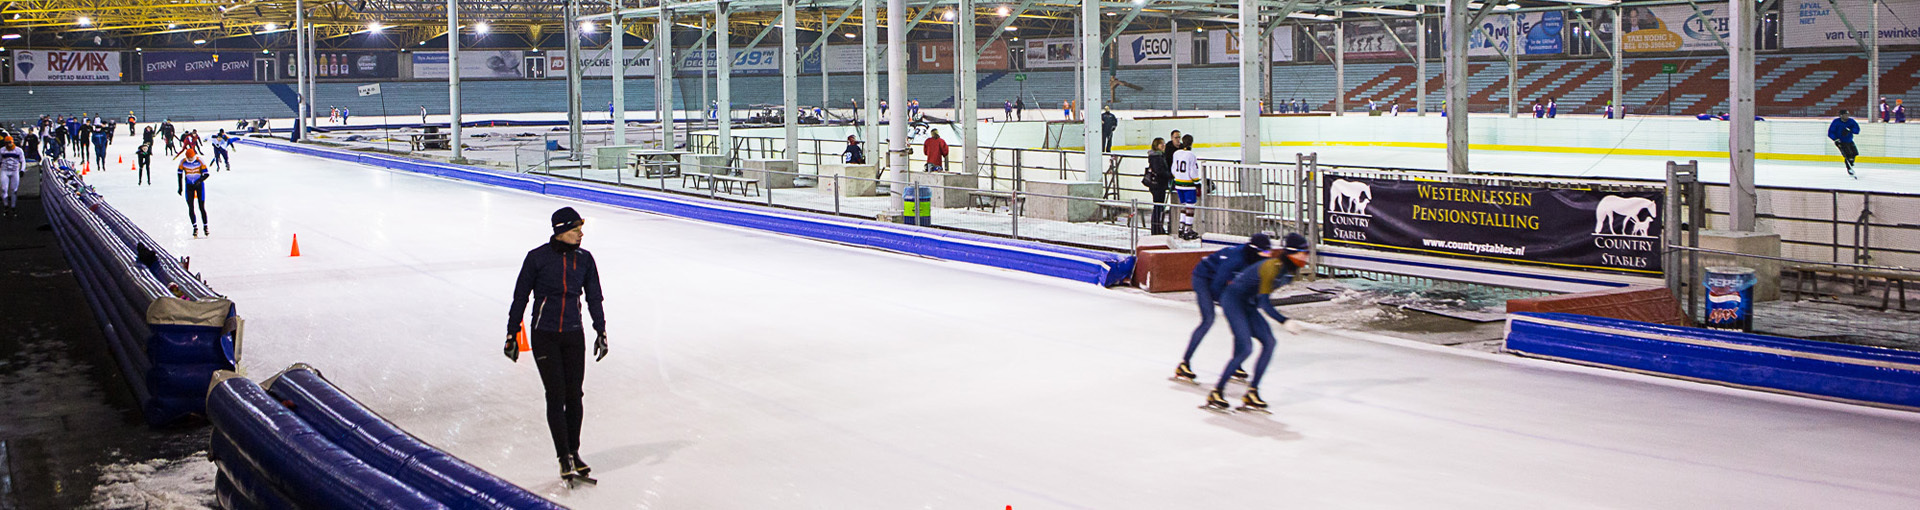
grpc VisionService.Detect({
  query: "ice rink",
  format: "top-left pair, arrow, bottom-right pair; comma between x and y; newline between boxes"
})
81,127 -> 1920,508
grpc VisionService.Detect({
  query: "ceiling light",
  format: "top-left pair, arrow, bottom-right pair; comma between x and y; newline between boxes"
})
368,22 -> 383,32
264,22 -> 277,30
579,21 -> 594,33
1106,11 -> 1116,16
1005,26 -> 1016,31
168,23 -> 177,29
193,39 -> 206,44
997,6 -> 1009,16
77,16 -> 91,26
0,34 -> 19,40
944,10 -> 955,21
844,32 -> 855,38
1349,7 -> 1418,16
1286,12 -> 1334,21
475,22 -> 489,34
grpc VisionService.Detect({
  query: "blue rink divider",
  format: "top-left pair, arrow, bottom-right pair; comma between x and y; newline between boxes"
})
40,160 -> 237,426
205,367 -> 564,510
237,138 -> 1134,286
1505,312 -> 1920,410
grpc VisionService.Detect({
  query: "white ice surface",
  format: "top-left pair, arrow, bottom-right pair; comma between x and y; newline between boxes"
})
79,131 -> 1920,509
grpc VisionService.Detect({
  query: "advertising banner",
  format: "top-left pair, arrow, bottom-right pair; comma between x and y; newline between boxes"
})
1115,32 -> 1194,66
802,45 -> 881,74
910,40 -> 1013,71
1619,4 -> 1729,52
573,49 -> 654,77
1023,37 -> 1079,68
1312,20 -> 1420,60
1321,175 -> 1663,275
282,52 -> 398,80
411,50 -> 527,79
12,50 -> 121,82
1207,27 -> 1296,63
140,52 -> 252,82
1455,13 -> 1565,57
1784,0 -> 1920,48
676,48 -> 784,75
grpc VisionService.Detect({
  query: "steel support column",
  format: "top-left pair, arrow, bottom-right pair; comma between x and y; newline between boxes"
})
960,0 -> 978,175
1507,12 -> 1518,118
888,0 -> 908,209
1238,0 -> 1261,168
296,0 -> 307,140
1417,7 -> 1428,116
863,0 -> 878,148
612,12 -> 626,146
1612,8 -> 1623,118
783,0 -> 798,160
1081,0 -> 1102,181
448,0 -> 462,159
566,2 -> 584,158
656,12 -> 675,149
1728,0 -> 1756,230
1445,0 -> 1469,173
718,4 -> 732,156
1335,13 -> 1345,115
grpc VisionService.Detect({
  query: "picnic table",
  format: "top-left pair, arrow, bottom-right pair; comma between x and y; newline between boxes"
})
630,150 -> 691,178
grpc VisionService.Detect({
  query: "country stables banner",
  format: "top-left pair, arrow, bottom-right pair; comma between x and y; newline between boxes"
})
1320,175 -> 1664,275
1206,27 -> 1296,64
1784,0 -> 1920,48
12,50 -> 121,82
1619,3 -> 1729,52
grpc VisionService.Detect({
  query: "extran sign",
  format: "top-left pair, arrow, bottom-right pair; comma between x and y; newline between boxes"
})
12,50 -> 121,82
141,52 -> 251,82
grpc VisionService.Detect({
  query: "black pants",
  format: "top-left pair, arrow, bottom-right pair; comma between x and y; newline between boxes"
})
1149,187 -> 1169,234
1836,140 -> 1859,160
532,329 -> 586,459
1103,131 -> 1115,151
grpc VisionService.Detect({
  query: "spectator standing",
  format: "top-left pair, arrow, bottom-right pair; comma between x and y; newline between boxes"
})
922,129 -> 949,172
1100,108 -> 1118,152
1895,99 -> 1907,123
1879,97 -> 1890,123
1547,98 -> 1558,118
1,136 -> 22,218
842,135 -> 866,164
1014,97 -> 1025,120
1144,138 -> 1172,236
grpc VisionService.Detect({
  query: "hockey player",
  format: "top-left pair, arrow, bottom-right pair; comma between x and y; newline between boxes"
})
1172,233 -> 1273,384
505,206 -> 609,487
1,136 -> 23,218
1171,134 -> 1202,241
1204,233 -> 1312,413
177,148 -> 211,237
1829,110 -> 1862,177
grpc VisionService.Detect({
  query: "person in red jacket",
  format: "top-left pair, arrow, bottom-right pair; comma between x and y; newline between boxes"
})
923,129 -> 950,172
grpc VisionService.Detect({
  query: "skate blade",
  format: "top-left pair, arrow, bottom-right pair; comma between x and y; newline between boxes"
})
1199,404 -> 1235,414
1235,406 -> 1272,415
563,474 -> 598,488
1168,376 -> 1199,385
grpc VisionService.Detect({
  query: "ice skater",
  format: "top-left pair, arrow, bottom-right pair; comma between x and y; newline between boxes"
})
1,136 -> 24,218
91,121 -> 110,170
135,143 -> 153,185
1172,233 -> 1273,384
505,206 -> 608,487
1203,233 -> 1311,414
1171,134 -> 1201,241
176,148 -> 211,237
160,121 -> 177,156
210,130 -> 233,171
1829,109 -> 1861,177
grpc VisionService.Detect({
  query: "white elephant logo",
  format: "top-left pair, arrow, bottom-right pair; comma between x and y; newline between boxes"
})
1594,195 -> 1657,237
1328,179 -> 1372,216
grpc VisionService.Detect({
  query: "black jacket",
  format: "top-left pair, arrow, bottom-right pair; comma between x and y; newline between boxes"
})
1102,112 -> 1118,132
508,241 -> 606,334
1145,150 -> 1172,190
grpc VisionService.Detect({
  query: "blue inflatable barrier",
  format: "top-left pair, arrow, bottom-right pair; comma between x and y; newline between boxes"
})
236,138 -> 1134,286
262,365 -> 563,510
1506,312 -> 1920,410
205,374 -> 450,510
41,162 -> 238,426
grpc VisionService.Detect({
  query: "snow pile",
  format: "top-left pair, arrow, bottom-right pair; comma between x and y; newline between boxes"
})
85,452 -> 218,510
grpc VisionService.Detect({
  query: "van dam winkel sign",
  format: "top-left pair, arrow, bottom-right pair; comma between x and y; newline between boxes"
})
1321,175 -> 1664,275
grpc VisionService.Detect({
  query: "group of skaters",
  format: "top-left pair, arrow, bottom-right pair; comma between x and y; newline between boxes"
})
7,113 -> 235,236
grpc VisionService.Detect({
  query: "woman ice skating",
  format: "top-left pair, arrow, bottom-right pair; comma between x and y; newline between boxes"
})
1171,233 -> 1272,384
177,148 -> 211,237
506,206 -> 608,487
1202,233 -> 1311,414
135,143 -> 154,185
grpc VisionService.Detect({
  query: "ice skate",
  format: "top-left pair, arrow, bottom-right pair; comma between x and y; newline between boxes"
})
559,456 -> 598,488
1231,368 -> 1249,383
1177,225 -> 1200,241
569,452 -> 591,477
192,226 -> 200,238
1237,388 -> 1271,414
1169,361 -> 1198,384
1201,389 -> 1233,413
1284,319 -> 1307,335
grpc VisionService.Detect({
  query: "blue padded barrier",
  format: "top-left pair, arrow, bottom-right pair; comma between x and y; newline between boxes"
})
41,160 -> 238,426
211,431 -> 301,510
1505,312 -> 1920,409
262,366 -> 563,510
237,138 -> 1133,286
205,374 -> 451,510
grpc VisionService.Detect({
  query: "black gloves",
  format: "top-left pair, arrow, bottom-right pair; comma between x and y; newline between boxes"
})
504,334 -> 519,362
594,332 -> 608,362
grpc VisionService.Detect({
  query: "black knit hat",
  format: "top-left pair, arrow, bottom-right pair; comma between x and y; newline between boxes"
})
551,207 -> 585,236
1247,233 -> 1273,251
1284,232 -> 1309,251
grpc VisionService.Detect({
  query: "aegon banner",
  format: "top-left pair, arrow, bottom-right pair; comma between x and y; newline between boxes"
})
411,51 -> 527,79
12,50 -> 121,82
910,40 -> 1013,71
1784,0 -> 1920,48
1619,4 -> 1729,52
1207,27 -> 1295,63
1115,32 -> 1193,66
1321,175 -> 1663,275
1023,37 -> 1079,68
140,52 -> 252,82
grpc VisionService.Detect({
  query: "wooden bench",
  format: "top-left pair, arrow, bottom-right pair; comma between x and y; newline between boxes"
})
629,150 -> 689,178
710,175 -> 761,196
1787,266 -> 1911,311
968,191 -> 1018,212
681,172 -> 711,189
1096,201 -> 1135,225
406,133 -> 450,151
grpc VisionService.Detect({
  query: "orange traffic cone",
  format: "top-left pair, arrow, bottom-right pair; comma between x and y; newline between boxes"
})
82,162 -> 90,175
289,234 -> 302,257
117,155 -> 123,163
130,162 -> 136,171
517,321 -> 530,352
